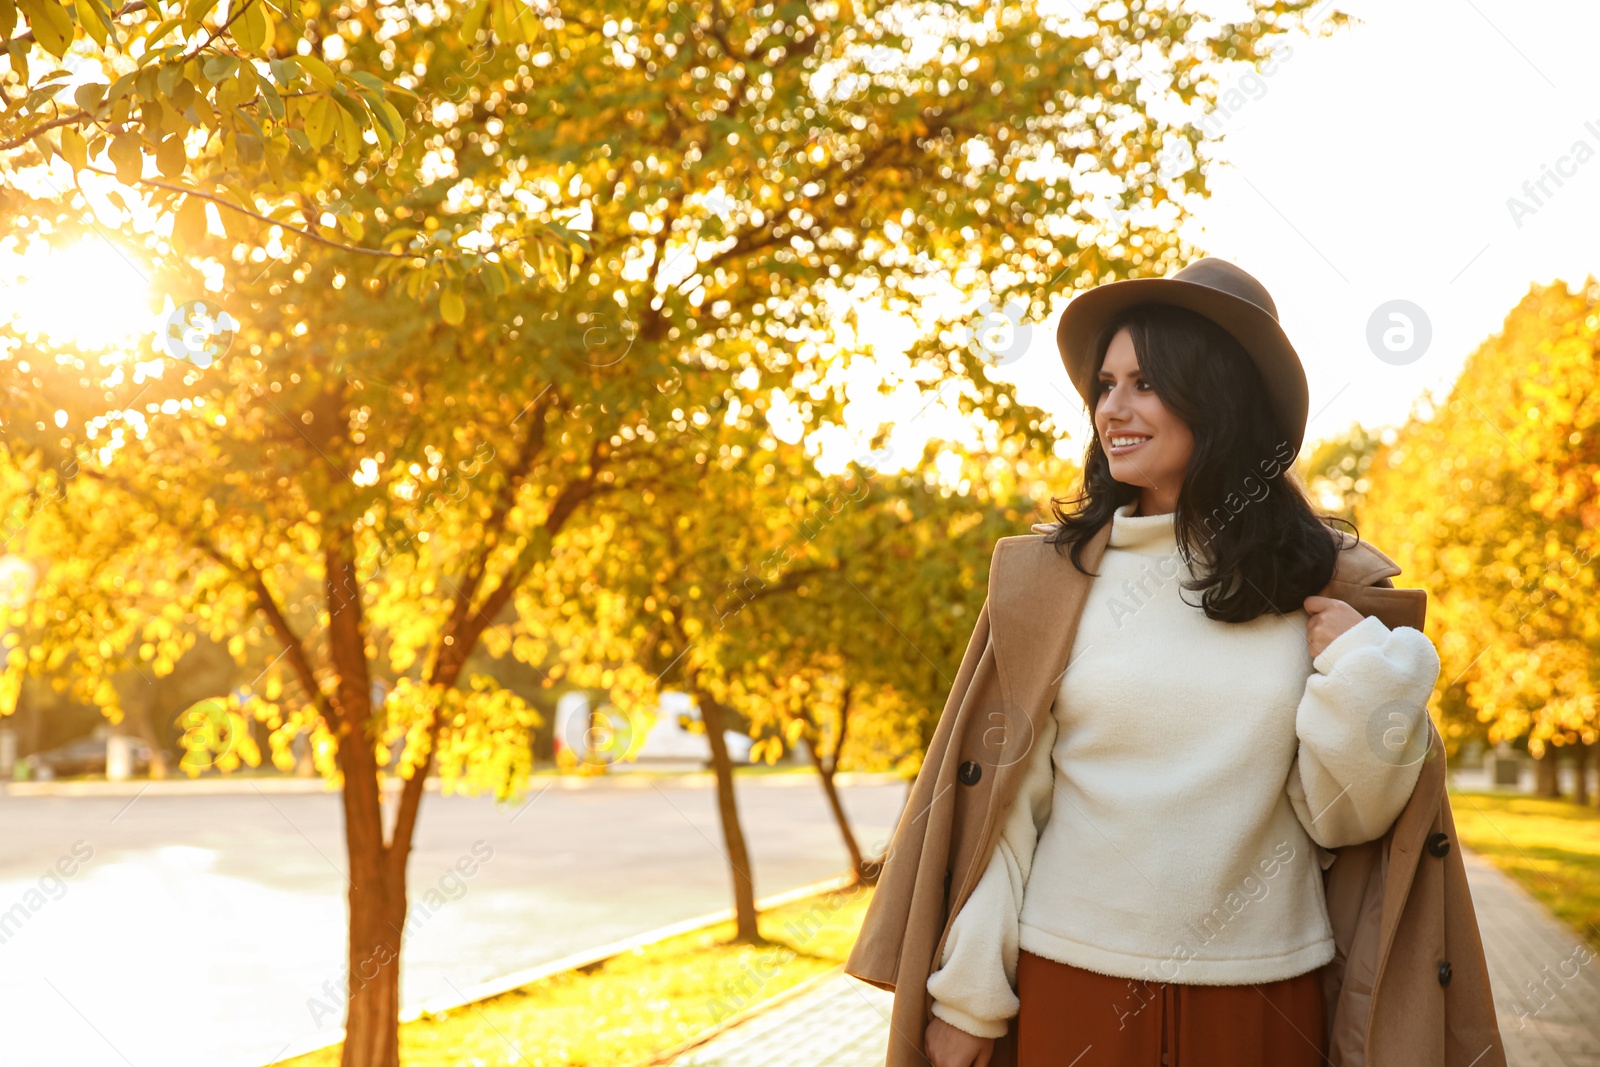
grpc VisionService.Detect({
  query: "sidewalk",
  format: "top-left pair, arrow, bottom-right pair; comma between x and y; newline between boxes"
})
664,970 -> 893,1067
666,847 -> 1600,1066
2,768 -> 904,797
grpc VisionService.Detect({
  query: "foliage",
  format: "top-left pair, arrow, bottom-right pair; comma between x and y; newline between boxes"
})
1,0 -> 1347,1058
1361,280 -> 1600,759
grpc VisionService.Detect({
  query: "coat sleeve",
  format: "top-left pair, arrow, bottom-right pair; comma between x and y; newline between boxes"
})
1287,614 -> 1442,849
924,700 -> 1059,1039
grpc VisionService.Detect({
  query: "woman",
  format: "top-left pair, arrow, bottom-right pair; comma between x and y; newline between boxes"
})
922,260 -> 1442,1067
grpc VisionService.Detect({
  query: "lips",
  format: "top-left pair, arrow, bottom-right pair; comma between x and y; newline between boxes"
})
1106,434 -> 1151,455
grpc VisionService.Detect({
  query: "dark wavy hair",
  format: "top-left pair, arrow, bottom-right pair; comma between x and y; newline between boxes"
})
1043,302 -> 1360,624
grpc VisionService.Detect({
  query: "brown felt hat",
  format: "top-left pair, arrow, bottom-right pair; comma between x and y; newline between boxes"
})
1055,257 -> 1310,455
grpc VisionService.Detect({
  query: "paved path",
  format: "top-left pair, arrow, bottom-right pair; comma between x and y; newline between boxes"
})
668,848 -> 1600,1066
666,970 -> 893,1067
1464,848 -> 1600,1066
0,774 -> 907,1067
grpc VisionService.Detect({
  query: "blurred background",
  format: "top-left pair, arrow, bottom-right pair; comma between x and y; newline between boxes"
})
0,0 -> 1596,1064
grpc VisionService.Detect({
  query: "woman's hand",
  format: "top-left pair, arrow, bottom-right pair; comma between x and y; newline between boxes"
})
926,1016 -> 997,1067
1303,595 -> 1365,660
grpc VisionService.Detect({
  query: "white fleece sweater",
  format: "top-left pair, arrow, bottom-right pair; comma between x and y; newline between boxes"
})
925,502 -> 1441,1039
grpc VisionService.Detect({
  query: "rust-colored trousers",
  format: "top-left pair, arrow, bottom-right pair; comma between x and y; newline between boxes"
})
1014,949 -> 1328,1067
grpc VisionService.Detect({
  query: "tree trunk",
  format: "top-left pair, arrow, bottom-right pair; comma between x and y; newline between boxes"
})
124,690 -> 169,779
339,807 -> 406,1067
339,786 -> 406,1067
694,685 -> 763,943
1534,743 -> 1562,798
803,683 -> 870,884
324,531 -> 409,1067
1572,740 -> 1590,806
806,735 -> 867,884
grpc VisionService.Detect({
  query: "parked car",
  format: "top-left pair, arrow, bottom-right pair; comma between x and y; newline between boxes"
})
29,733 -> 153,779
554,690 -> 754,767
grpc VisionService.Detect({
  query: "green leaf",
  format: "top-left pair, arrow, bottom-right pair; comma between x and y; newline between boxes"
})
0,0 -> 16,41
329,84 -> 367,122
284,127 -> 311,153
268,56 -> 299,87
483,259 -> 507,297
293,53 -> 336,88
304,95 -> 334,148
335,102 -> 361,163
348,71 -> 385,95
258,79 -> 285,120
233,0 -> 268,52
460,0 -> 488,42
157,62 -> 184,96
202,54 -> 239,84
439,286 -> 465,325
376,98 -> 405,145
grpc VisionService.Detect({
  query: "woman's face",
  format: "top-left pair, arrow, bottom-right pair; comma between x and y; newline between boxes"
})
1094,327 -> 1195,516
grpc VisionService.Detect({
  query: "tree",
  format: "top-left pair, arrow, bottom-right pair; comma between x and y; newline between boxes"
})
2,2 -> 1341,1063
1360,280 -> 1600,795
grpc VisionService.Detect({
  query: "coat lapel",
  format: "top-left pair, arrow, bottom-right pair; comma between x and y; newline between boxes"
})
986,523 -> 1113,732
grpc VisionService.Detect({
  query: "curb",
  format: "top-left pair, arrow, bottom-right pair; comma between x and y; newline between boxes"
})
266,871 -> 868,1065
5,769 -> 907,798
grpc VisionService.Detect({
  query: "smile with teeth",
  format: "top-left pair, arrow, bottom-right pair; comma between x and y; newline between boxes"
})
1107,434 -> 1151,454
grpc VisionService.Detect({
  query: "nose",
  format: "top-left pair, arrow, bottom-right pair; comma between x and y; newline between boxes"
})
1098,381 -> 1130,426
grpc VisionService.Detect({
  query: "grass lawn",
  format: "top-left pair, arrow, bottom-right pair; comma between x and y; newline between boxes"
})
1449,789 -> 1600,951
280,883 -> 875,1067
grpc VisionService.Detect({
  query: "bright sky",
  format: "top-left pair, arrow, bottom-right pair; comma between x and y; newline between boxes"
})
974,0 -> 1600,467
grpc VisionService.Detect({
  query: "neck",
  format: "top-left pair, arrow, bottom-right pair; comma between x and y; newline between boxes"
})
1136,491 -> 1178,517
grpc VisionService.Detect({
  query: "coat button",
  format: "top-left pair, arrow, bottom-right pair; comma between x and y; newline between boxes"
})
1427,831 -> 1450,857
958,760 -> 982,785
1438,961 -> 1452,987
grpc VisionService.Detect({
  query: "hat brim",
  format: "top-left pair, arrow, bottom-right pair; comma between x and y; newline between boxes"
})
1055,277 -> 1309,455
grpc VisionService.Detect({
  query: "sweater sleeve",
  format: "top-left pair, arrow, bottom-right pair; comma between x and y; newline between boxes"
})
1287,614 -> 1441,849
924,705 -> 1059,1039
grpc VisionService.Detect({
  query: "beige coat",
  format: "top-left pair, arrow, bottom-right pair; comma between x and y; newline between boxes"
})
845,519 -> 1507,1066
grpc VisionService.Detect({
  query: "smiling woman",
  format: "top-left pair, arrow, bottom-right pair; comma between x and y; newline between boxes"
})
0,239 -> 156,351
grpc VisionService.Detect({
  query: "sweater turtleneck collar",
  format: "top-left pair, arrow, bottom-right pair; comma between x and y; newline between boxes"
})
1108,500 -> 1179,553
